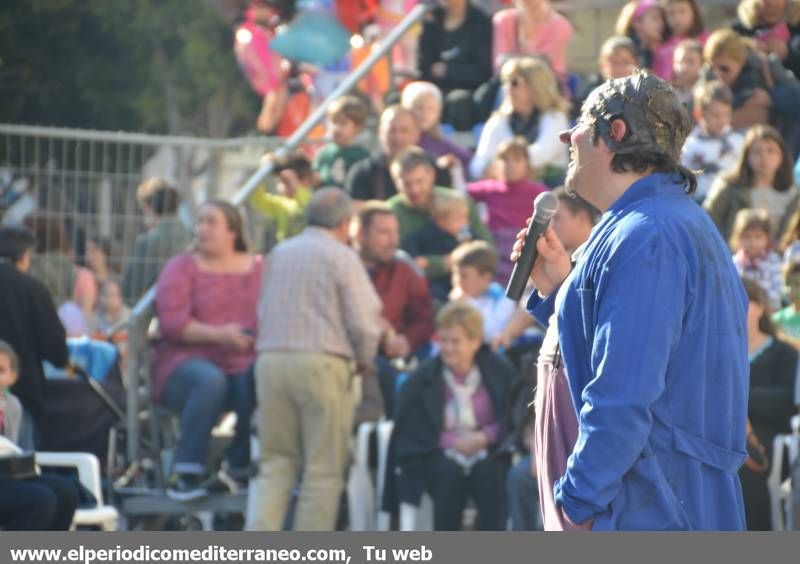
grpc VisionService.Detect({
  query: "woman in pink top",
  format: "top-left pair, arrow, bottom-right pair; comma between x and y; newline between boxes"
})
152,200 -> 263,501
492,0 -> 574,77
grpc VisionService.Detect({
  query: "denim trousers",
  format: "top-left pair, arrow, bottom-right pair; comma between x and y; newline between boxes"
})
161,358 -> 255,475
506,454 -> 542,531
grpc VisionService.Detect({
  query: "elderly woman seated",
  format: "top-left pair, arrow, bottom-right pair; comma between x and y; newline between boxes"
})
382,301 -> 520,530
401,81 -> 474,174
151,200 -> 262,501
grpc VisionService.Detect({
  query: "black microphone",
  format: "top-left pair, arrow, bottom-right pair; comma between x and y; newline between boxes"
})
505,191 -> 560,302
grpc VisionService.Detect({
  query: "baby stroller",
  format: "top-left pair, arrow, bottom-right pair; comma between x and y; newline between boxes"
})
39,337 -> 127,468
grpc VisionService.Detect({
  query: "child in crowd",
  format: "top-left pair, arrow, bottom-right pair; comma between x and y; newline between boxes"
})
731,209 -> 784,312
615,0 -> 667,70
313,95 -> 370,188
0,339 -> 80,531
703,28 -> 800,129
733,0 -> 800,80
249,151 -> 316,243
680,80 -> 744,203
773,261 -> 800,340
467,137 -> 547,284
705,124 -> 799,243
402,190 -> 472,302
549,186 -> 600,256
781,204 -> 800,260
449,241 -> 516,345
0,341 -> 23,444
572,36 -> 638,121
84,235 -> 114,287
653,0 -> 708,80
671,39 -> 703,107
91,279 -> 131,335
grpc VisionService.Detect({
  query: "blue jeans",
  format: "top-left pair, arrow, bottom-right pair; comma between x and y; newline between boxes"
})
506,455 -> 542,531
161,358 -> 255,475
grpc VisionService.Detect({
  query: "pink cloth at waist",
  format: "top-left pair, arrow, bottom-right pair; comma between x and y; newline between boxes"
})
534,359 -> 591,531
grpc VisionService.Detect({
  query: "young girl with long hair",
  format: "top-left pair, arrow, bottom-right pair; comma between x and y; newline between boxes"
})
704,124 -> 799,242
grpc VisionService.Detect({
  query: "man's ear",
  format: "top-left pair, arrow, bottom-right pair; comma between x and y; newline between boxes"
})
609,118 -> 627,143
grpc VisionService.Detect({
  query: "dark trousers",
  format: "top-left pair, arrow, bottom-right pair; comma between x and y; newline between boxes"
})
428,451 -> 508,530
0,474 -> 78,530
442,89 -> 477,132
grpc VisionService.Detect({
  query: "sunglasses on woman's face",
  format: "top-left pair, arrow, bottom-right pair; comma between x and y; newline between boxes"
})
714,64 -> 732,74
507,77 -> 523,88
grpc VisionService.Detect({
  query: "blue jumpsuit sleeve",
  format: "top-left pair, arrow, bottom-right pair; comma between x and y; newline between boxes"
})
554,226 -> 686,524
526,287 -> 558,326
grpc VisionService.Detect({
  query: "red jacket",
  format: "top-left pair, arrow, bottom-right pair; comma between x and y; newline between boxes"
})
369,256 -> 434,354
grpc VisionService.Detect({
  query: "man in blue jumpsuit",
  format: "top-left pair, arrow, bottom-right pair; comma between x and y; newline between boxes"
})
513,70 -> 749,530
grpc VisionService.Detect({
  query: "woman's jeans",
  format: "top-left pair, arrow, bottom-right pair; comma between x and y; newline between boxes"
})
161,358 -> 255,476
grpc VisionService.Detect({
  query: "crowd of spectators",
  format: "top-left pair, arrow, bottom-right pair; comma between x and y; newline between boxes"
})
4,0 -> 800,532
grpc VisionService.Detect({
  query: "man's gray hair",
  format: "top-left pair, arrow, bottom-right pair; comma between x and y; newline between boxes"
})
306,187 -> 354,228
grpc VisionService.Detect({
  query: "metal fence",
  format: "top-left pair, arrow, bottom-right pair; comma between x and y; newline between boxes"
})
0,124 -> 280,307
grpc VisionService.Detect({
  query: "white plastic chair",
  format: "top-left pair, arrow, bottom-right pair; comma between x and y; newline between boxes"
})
768,416 -> 800,530
347,421 -> 377,530
399,494 -> 434,531
376,420 -> 394,531
35,451 -> 119,531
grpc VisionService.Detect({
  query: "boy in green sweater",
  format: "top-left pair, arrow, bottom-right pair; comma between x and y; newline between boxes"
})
313,95 -> 370,187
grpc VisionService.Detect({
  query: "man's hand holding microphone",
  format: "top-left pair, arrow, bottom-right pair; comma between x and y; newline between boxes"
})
507,192 -> 572,300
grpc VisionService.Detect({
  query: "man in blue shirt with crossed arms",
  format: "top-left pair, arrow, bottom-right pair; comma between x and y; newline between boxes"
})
513,70 -> 749,530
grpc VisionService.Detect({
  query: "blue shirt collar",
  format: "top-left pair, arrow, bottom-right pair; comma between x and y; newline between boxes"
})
607,172 -> 689,216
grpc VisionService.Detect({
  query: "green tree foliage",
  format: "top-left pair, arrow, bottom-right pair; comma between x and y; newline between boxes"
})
0,0 -> 259,136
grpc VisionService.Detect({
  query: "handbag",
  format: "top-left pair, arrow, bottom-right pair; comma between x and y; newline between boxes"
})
0,451 -> 37,480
